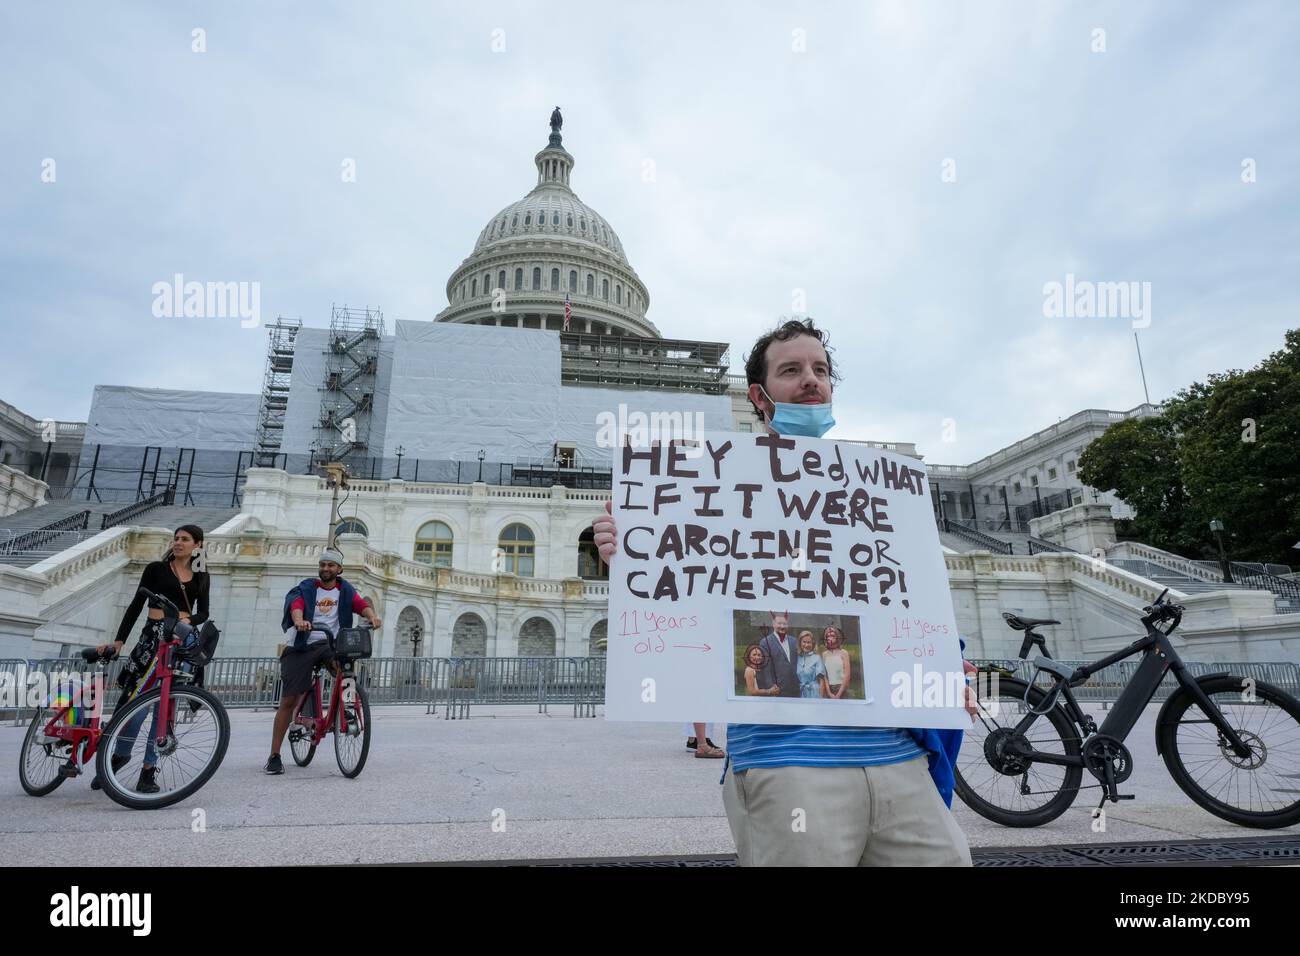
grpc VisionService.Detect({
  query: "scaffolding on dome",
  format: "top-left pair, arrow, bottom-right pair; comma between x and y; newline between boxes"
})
254,317 -> 302,467
314,305 -> 385,464
558,332 -> 730,393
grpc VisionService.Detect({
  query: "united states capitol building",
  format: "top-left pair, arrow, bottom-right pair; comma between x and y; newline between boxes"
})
2,112 -> 1296,664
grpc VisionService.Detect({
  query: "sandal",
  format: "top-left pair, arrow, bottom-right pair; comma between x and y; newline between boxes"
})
695,743 -> 726,759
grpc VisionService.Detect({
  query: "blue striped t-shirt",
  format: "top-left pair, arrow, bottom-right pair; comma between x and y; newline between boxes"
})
726,723 -> 925,771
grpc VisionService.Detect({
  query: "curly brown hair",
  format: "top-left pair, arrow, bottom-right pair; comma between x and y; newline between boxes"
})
743,318 -> 841,422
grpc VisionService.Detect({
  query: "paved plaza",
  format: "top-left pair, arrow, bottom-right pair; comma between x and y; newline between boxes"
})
2,703 -> 1297,866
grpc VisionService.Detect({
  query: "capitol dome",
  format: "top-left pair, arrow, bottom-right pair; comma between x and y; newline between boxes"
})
435,109 -> 658,339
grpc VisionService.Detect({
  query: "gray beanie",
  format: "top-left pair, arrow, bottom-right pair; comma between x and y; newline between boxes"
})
319,547 -> 345,565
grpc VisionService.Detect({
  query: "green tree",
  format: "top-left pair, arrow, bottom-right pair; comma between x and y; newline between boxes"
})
1077,415 -> 1197,553
1079,329 -> 1300,567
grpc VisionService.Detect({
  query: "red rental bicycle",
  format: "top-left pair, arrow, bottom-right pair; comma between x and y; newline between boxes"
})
18,645 -> 115,796
286,623 -> 373,778
18,586 -> 230,810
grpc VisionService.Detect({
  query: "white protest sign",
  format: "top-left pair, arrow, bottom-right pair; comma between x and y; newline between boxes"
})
604,431 -> 968,729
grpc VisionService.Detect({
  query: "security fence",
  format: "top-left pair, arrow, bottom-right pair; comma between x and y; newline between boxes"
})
4,655 -> 1295,725
1,655 -> 608,723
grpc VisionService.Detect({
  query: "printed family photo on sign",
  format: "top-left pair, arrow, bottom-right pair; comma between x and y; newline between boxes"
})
731,610 -> 869,703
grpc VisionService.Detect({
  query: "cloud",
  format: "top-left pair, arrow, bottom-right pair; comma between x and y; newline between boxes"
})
1,0 -> 1295,471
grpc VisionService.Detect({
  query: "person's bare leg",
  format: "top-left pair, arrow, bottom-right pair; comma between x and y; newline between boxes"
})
270,694 -> 303,755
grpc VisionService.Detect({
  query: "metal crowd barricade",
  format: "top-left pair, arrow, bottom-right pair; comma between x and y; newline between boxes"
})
13,654 -> 1287,721
972,658 -> 1300,708
355,657 -> 441,706
202,657 -> 282,709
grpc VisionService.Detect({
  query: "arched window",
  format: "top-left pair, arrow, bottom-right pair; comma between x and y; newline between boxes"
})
335,518 -> 368,538
524,212 -> 531,226
532,267 -> 541,290
615,284 -> 622,304
414,521 -> 453,568
460,281 -> 466,300
585,274 -> 594,295
551,268 -> 560,290
511,214 -> 518,228
566,214 -> 573,228
580,218 -> 586,231
568,270 -> 577,292
498,523 -> 535,577
578,528 -> 608,580
514,268 -> 523,290
602,278 -> 609,300
483,272 -> 491,293
471,278 -> 477,296
552,212 -> 559,226
498,269 -> 506,291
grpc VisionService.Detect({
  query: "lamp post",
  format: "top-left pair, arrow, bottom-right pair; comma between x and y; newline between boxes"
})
939,492 -> 949,529
395,445 -> 404,480
1210,519 -> 1233,583
409,624 -> 422,657
477,448 -> 485,483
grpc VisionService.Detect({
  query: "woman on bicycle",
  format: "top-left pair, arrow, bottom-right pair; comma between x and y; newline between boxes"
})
93,523 -> 210,793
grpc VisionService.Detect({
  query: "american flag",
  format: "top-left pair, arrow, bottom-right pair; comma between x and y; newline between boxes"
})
563,292 -> 571,331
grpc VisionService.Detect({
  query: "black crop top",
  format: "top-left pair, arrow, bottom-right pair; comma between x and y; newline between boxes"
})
115,560 -> 211,644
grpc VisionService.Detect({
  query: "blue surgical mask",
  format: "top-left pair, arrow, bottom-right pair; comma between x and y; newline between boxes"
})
759,386 -> 836,438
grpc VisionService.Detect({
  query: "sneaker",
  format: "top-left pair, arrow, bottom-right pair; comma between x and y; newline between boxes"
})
58,758 -> 80,779
91,753 -> 129,791
264,753 -> 284,775
135,766 -> 160,794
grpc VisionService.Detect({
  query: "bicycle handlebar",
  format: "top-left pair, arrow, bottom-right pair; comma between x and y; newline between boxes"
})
80,646 -> 117,663
137,585 -> 180,616
300,621 -> 374,644
1141,587 -> 1185,629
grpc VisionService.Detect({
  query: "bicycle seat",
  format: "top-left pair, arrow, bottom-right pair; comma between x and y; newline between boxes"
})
1002,613 -> 1061,631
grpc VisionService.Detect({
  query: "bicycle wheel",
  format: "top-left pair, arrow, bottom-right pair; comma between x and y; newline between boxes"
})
18,706 -> 76,797
288,716 -> 316,767
96,684 -> 230,810
334,677 -> 371,778
1159,676 -> 1300,829
954,675 -> 1085,827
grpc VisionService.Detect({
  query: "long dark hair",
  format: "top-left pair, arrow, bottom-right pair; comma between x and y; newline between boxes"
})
162,524 -> 205,569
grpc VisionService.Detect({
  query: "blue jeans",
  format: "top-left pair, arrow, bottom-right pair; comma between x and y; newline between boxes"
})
113,693 -> 160,766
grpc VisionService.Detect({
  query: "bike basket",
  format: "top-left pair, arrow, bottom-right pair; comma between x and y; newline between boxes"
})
334,627 -> 373,660
178,621 -> 221,666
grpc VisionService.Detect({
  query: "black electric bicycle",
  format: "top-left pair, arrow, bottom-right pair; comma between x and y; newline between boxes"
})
955,589 -> 1300,829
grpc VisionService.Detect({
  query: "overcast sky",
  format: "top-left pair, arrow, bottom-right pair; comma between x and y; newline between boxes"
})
3,0 -> 1296,466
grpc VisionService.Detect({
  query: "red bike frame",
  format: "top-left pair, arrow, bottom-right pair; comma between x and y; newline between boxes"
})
47,637 -> 182,775
292,653 -> 364,747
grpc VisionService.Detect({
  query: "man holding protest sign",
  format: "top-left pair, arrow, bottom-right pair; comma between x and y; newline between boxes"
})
594,319 -> 974,867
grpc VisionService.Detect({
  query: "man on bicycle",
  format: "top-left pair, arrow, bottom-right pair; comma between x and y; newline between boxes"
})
264,548 -> 381,775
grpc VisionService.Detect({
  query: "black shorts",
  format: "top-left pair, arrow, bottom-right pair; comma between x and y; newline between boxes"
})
280,642 -> 333,697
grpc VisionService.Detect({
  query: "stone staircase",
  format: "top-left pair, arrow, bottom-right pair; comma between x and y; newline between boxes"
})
0,499 -> 240,567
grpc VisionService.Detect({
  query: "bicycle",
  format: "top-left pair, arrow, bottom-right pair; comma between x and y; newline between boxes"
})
285,623 -> 373,778
19,586 -> 231,810
18,645 -> 116,797
955,589 -> 1300,829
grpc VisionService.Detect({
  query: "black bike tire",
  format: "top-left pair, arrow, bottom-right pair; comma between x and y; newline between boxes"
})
334,680 -> 371,779
954,675 -> 1085,827
96,685 -> 230,810
289,730 -> 316,767
18,708 -> 71,797
1158,675 -> 1300,829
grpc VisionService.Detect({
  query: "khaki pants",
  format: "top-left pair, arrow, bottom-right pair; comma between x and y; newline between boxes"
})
722,756 -> 972,867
